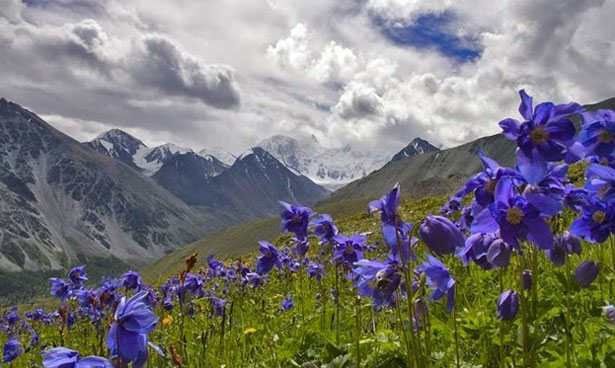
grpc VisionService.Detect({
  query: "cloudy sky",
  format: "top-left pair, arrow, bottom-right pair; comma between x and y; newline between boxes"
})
1,0 -> 614,155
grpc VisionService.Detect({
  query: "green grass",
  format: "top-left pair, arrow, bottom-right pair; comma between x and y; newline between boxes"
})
4,193 -> 615,367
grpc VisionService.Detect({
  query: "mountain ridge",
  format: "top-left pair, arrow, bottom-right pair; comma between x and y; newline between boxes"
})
0,98 -> 216,272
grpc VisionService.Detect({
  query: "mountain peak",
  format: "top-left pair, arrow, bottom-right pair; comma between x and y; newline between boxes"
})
96,129 -> 146,147
391,137 -> 439,161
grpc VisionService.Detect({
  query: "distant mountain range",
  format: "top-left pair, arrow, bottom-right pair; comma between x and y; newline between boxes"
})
0,97 -> 447,272
326,96 -> 615,204
0,99 -> 214,272
257,134 -> 428,190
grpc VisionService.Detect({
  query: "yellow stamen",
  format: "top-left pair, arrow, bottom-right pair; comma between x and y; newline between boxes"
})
506,207 -> 524,225
530,127 -> 550,144
592,210 -> 606,224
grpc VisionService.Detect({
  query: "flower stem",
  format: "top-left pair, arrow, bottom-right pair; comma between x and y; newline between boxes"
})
355,296 -> 361,368
453,289 -> 461,368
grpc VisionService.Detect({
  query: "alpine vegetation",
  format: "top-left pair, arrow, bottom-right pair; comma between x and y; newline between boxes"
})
1,90 -> 615,367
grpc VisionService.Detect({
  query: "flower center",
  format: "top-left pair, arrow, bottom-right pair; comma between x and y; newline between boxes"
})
592,210 -> 606,224
598,129 -> 614,143
485,179 -> 497,193
506,207 -> 524,225
344,244 -> 354,255
530,127 -> 550,144
374,269 -> 394,290
598,184 -> 611,199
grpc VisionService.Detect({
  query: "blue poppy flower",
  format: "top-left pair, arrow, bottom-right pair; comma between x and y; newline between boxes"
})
307,261 -> 325,281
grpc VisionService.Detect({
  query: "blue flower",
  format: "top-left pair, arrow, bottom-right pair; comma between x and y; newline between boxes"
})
49,278 -> 71,301
419,215 -> 465,256
369,184 -> 417,263
486,239 -> 513,268
307,261 -> 325,281
210,297 -> 226,317
496,290 -> 519,321
333,234 -> 366,268
585,164 -> 615,204
107,291 -> 158,368
473,177 -> 553,250
499,90 -> 581,182
418,256 -> 456,312
575,261 -> 599,288
68,265 -> 88,288
120,271 -> 143,290
457,232 -> 497,269
455,150 -> 518,207
255,241 -> 282,275
311,214 -> 338,244
353,259 -> 401,309
42,347 -> 112,368
570,197 -> 614,243
3,337 -> 21,363
279,201 -> 313,240
281,296 -> 294,311
579,109 -> 615,159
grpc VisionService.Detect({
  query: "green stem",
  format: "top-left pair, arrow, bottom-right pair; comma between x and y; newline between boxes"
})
453,290 -> 461,368
335,265 -> 341,345
355,296 -> 361,368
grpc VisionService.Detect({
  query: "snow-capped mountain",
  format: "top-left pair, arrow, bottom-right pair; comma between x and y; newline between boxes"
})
257,135 -> 392,190
86,131 -> 228,178
199,147 -> 237,166
391,138 -> 440,161
85,129 -> 147,170
198,147 -> 329,220
0,98 -> 215,272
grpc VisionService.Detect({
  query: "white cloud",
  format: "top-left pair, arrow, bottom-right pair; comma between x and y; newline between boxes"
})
1,0 -> 614,156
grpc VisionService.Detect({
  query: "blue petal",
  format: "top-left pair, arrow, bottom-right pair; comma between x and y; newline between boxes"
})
525,217 -> 553,250
499,118 -> 521,140
471,206 -> 499,234
518,90 -> 533,121
516,149 -> 547,185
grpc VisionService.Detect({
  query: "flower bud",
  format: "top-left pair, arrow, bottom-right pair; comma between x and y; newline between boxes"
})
486,239 -> 512,268
522,270 -> 532,290
575,261 -> 599,288
497,289 -> 519,321
419,215 -> 465,256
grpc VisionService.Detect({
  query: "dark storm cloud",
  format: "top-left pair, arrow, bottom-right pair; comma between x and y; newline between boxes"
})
128,35 -> 240,109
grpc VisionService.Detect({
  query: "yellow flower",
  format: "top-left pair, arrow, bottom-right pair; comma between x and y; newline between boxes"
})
162,315 -> 173,327
243,327 -> 257,335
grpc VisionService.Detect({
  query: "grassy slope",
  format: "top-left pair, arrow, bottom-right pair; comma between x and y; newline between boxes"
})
142,198 -> 381,282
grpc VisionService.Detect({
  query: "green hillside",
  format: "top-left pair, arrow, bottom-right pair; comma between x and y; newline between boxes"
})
142,198 -> 375,282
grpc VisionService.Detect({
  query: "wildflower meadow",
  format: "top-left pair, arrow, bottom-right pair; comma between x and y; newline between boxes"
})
1,89 -> 615,367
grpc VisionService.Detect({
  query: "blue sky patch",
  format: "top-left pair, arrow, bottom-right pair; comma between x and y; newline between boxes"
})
372,11 -> 482,62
